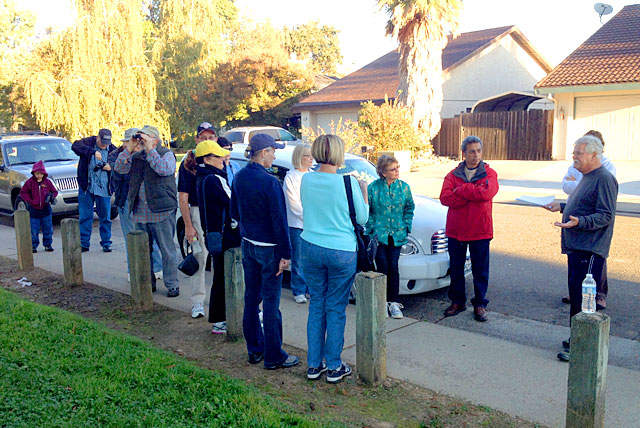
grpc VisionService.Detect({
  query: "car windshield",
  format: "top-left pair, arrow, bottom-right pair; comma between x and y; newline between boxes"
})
223,131 -> 244,143
5,139 -> 78,166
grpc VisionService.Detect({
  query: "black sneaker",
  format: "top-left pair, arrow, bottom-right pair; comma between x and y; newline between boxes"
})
102,246 -> 112,252
265,355 -> 300,370
32,248 -> 37,253
557,350 -> 569,362
167,288 -> 179,298
248,352 -> 264,365
562,338 -> 570,350
327,363 -> 352,384
81,247 -> 89,252
307,362 -> 328,380
45,246 -> 54,252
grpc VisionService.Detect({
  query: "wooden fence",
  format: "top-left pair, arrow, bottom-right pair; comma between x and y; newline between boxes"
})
431,109 -> 554,160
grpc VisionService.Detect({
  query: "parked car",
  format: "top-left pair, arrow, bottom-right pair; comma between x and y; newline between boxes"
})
223,143 -> 471,295
222,126 -> 301,146
0,134 -> 81,217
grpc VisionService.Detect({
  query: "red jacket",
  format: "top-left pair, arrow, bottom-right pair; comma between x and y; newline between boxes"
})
20,161 -> 58,211
439,161 -> 499,241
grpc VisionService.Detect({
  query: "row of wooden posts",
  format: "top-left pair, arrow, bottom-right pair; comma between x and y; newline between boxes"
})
13,208 -> 610,427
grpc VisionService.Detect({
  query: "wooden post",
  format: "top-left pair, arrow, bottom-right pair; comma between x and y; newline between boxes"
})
355,271 -> 387,386
566,312 -> 610,428
224,247 -> 245,342
61,218 -> 83,285
127,231 -> 153,311
13,209 -> 33,271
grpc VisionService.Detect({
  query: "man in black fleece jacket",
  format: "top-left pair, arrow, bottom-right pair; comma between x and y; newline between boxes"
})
544,135 -> 618,362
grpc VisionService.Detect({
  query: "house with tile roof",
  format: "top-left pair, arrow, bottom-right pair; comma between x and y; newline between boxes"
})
535,4 -> 640,160
293,25 -> 552,138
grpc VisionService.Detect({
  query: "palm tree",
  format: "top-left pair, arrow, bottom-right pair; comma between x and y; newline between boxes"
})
378,0 -> 462,141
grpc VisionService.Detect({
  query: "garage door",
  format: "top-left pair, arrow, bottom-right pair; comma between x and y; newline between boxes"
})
315,110 -> 359,134
572,95 -> 640,160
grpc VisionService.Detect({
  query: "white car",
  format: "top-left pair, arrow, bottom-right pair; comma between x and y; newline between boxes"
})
228,143 -> 470,295
222,126 -> 301,146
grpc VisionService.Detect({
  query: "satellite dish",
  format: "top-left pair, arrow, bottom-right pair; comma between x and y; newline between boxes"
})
594,3 -> 613,23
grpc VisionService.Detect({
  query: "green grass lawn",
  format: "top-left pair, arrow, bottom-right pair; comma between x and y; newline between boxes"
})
0,289 -> 339,428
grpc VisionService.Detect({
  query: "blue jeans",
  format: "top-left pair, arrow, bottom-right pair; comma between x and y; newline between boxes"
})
78,187 -> 111,249
302,239 -> 357,371
119,201 -> 162,273
448,237 -> 490,308
241,240 -> 288,367
289,227 -> 307,296
135,212 -> 179,292
30,214 -> 53,249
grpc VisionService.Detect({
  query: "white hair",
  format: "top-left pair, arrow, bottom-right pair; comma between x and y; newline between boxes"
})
575,135 -> 603,160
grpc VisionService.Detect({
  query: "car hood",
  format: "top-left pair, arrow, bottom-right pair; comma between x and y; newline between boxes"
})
410,194 -> 448,253
11,161 -> 78,180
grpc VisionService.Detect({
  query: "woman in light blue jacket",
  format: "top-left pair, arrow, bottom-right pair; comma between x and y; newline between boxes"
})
300,134 -> 368,384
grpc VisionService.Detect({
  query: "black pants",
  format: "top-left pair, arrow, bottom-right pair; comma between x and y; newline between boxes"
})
597,259 -> 608,300
375,236 -> 402,302
448,237 -> 490,308
567,251 -> 605,324
208,251 -> 226,323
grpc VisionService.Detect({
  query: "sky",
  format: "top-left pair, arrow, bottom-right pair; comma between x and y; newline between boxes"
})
20,0 -> 632,74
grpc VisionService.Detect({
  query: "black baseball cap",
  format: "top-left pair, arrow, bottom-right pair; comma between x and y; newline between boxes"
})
197,122 -> 216,137
98,128 -> 112,143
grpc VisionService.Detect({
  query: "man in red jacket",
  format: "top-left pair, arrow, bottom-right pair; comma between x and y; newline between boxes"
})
439,136 -> 499,322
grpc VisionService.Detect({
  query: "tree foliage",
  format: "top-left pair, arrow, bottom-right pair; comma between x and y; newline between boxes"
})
0,0 -> 37,130
284,21 -> 342,74
23,0 -> 168,141
148,0 -> 237,137
207,22 -> 313,128
378,0 -> 462,141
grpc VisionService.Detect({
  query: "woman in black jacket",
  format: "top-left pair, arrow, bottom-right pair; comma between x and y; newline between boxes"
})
195,140 -> 241,334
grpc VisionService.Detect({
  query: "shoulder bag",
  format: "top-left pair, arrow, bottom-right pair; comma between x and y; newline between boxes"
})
343,175 -> 377,272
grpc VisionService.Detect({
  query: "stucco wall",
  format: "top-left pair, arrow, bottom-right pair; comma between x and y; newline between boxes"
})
442,35 -> 550,118
301,108 -> 360,136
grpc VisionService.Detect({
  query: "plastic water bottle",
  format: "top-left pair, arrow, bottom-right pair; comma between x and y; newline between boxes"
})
581,273 -> 596,314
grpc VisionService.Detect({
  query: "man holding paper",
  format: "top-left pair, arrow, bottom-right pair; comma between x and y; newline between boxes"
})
544,135 -> 618,362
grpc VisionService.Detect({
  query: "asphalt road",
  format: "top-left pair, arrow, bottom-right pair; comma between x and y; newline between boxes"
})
398,202 -> 640,342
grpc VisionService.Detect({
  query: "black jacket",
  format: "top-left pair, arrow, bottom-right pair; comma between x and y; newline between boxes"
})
107,147 -> 129,209
71,136 -> 117,192
196,164 -> 240,250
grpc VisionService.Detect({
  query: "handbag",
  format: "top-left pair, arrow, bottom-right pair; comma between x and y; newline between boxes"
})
343,175 -> 378,272
200,175 -> 225,257
178,245 -> 199,276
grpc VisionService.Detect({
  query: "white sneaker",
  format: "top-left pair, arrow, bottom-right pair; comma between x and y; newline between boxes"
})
127,273 -> 130,281
294,294 -> 307,304
211,321 -> 227,334
259,311 -> 264,330
154,271 -> 163,280
191,303 -> 205,319
387,302 -> 404,319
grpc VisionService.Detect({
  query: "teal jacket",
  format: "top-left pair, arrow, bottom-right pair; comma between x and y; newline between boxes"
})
366,178 -> 415,247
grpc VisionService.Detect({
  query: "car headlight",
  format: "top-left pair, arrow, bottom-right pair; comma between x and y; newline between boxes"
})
400,240 -> 419,256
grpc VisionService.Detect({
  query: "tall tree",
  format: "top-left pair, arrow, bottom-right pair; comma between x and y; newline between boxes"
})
148,0 -> 237,136
285,21 -> 342,75
378,0 -> 462,140
23,0 -> 168,141
0,0 -> 37,131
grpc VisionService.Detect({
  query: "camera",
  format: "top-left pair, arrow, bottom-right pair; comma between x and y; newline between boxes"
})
93,160 -> 106,171
44,192 -> 57,205
132,133 -> 143,141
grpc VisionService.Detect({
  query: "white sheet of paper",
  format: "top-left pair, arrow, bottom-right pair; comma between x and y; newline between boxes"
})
516,195 -> 555,206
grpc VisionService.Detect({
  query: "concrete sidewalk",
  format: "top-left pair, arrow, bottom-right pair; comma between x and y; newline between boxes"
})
1,222 -> 639,428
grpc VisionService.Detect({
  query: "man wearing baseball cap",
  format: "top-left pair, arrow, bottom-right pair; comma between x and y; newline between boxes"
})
114,125 -> 180,297
72,128 -> 117,252
177,122 -> 218,318
230,133 -> 298,369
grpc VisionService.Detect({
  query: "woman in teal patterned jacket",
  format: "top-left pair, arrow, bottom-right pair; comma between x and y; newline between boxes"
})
366,154 -> 415,319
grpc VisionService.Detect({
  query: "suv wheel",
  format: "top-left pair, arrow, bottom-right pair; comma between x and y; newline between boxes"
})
13,196 -> 27,212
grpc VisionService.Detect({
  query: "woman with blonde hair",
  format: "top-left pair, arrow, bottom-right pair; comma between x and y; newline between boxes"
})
283,143 -> 313,303
300,134 -> 368,384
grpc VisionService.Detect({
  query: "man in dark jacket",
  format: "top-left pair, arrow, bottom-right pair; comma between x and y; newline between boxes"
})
72,128 -> 116,252
114,125 -> 179,297
439,136 -> 499,322
230,133 -> 298,370
544,135 -> 618,362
